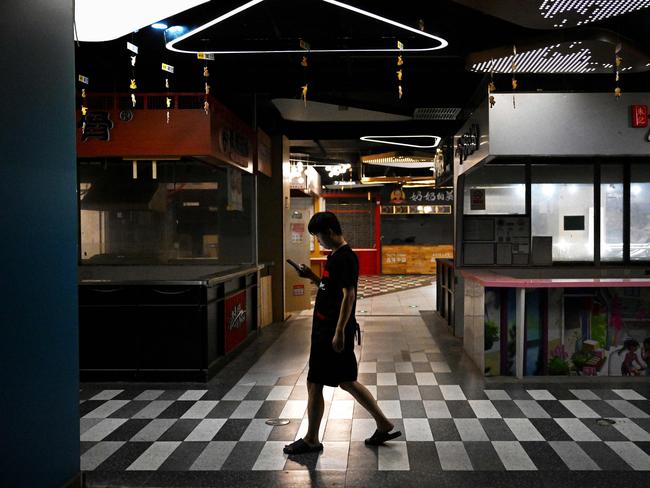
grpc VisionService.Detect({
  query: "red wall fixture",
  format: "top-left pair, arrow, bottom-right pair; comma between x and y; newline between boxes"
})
224,290 -> 248,354
631,104 -> 648,128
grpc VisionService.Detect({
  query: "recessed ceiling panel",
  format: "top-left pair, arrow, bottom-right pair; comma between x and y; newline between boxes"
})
273,99 -> 411,122
452,0 -> 650,29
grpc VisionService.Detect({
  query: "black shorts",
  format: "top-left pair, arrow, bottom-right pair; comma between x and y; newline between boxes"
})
307,319 -> 358,387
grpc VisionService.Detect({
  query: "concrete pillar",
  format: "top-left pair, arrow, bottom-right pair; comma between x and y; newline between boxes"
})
0,0 -> 80,486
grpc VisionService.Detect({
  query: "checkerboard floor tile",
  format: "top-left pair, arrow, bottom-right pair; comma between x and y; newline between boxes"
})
81,289 -> 650,480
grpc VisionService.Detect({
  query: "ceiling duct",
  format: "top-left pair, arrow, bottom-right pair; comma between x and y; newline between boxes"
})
413,107 -> 461,120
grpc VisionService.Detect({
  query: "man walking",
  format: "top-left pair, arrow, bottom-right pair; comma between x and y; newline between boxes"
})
283,211 -> 401,454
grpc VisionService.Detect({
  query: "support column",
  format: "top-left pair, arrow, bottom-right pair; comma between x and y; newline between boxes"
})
0,0 -> 80,486
515,288 -> 526,379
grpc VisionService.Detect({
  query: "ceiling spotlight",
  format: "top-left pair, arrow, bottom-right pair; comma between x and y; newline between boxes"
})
151,22 -> 169,30
166,0 -> 448,54
360,135 -> 441,149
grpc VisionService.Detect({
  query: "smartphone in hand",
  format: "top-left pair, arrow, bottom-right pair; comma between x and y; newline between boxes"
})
287,259 -> 309,278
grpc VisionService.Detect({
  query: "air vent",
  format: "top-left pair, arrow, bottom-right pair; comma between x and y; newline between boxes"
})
413,107 -> 461,121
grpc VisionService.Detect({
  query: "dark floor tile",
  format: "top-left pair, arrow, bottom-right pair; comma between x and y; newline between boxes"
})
630,400 -> 650,415
206,401 -> 240,418
157,390 -> 186,401
254,400 -> 286,419
428,419 -> 461,441
80,401 -> 105,417
396,373 -> 418,385
80,441 -> 96,455
580,418 -> 628,441
464,441 -> 504,471
200,387 -> 231,401
521,441 -> 569,471
503,389 -> 532,400
538,400 -> 574,418
212,419 -> 252,441
578,442 -> 633,471
95,442 -> 152,471
591,389 -> 623,400
85,471 -> 153,488
245,386 -> 274,401
529,419 -> 572,441
158,419 -> 202,441
158,441 -> 208,471
268,420 -> 301,441
446,401 -> 476,418
219,441 -> 266,471
400,401 -> 427,418
546,387 -> 577,400
323,419 -> 352,441
104,419 -> 153,441
413,362 -> 433,373
377,386 -> 400,400
407,441 -> 440,472
276,374 -> 300,386
480,419 -> 517,441
377,362 -> 396,373
426,353 -> 446,362
347,440 -> 379,470
636,441 -> 650,456
157,401 -> 195,419
284,449 -> 321,471
108,400 -> 150,419
492,400 -> 525,418
358,373 -> 377,385
583,400 -> 626,419
633,418 -> 650,434
419,386 -> 443,400
353,401 -> 374,419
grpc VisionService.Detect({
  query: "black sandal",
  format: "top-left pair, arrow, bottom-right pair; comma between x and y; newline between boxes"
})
364,429 -> 402,446
283,438 -> 324,455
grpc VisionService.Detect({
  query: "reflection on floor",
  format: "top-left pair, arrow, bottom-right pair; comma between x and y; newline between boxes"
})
80,287 -> 650,487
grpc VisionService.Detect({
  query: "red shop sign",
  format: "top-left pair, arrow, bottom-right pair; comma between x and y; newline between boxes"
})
631,105 -> 648,128
224,290 -> 248,354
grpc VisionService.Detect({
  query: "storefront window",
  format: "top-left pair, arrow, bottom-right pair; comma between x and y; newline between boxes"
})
79,159 -> 255,265
463,165 -> 525,215
531,165 -> 594,262
631,164 -> 650,261
601,165 -> 623,262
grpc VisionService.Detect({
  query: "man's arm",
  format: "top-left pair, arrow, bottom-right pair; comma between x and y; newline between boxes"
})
298,264 -> 321,286
332,287 -> 355,352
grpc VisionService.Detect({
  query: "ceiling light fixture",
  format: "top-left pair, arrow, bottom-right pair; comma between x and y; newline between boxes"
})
74,0 -> 209,42
360,135 -> 441,149
151,22 -> 169,30
165,0 -> 448,54
362,151 -> 437,169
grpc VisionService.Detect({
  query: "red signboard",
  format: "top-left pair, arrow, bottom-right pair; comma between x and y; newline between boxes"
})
631,105 -> 648,128
224,290 -> 248,354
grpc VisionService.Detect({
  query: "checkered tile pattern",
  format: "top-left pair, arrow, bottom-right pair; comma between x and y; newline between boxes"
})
358,275 -> 434,299
80,377 -> 650,472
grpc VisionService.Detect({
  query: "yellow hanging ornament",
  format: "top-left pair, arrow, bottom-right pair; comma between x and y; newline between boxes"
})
205,83 -> 210,95
615,87 -> 622,98
166,97 -> 172,109
204,100 -> 210,114
301,84 -> 308,107
81,88 -> 86,98
398,85 -> 403,99
81,106 -> 88,116
301,56 -> 308,68
203,67 -> 209,77
130,79 -> 137,90
397,55 -> 404,66
512,79 -> 518,90
396,69 -> 403,81
131,56 -> 136,67
131,93 -> 136,107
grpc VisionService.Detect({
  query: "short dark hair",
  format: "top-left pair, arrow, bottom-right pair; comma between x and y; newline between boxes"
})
308,211 -> 342,236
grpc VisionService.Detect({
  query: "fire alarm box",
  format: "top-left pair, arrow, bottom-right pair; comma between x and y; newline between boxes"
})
631,105 -> 648,128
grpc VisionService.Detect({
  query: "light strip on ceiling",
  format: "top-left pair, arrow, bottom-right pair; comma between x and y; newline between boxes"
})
166,0 -> 448,54
74,0 -> 209,42
360,135 -> 441,149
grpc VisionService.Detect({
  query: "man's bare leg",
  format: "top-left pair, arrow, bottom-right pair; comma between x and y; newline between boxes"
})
340,381 -> 394,432
304,381 -> 324,445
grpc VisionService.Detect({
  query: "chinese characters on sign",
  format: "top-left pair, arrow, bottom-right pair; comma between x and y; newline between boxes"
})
408,190 -> 453,203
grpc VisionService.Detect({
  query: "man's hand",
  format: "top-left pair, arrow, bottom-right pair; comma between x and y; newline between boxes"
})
298,264 -> 318,281
332,331 -> 344,353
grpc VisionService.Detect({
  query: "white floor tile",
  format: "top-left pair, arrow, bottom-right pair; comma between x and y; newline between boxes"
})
329,400 -> 354,419
127,441 -> 180,471
403,418 -> 433,441
90,390 -> 123,401
606,442 -> 650,470
424,400 -> 452,418
378,442 -> 410,471
492,441 -> 537,470
549,442 -> 600,471
178,390 -> 207,401
377,400 -> 402,419
80,441 -> 125,471
230,400 -> 264,419
266,386 -> 293,401
436,441 -> 473,470
469,400 -> 501,419
351,419 -> 377,441
316,442 -> 349,471
132,401 -> 174,420
526,390 -> 556,401
82,400 -> 129,419
569,389 -> 599,401
222,385 -> 253,401
395,362 -> 415,373
612,418 -> 650,442
133,390 -> 164,401
514,400 -> 551,419
190,441 -> 237,471
606,400 -> 650,418
440,385 -> 466,400
484,390 -> 511,401
429,362 -> 451,373
505,418 -> 545,441
80,418 -> 127,442
612,389 -> 646,401
280,400 -> 308,419
377,373 -> 398,386
185,419 -> 227,442
415,373 -> 438,386
252,441 -> 289,471
398,385 -> 422,400
454,419 -> 489,442
131,419 -> 176,442
559,400 -> 600,418
554,418 -> 600,442
359,361 -> 377,373
181,401 -> 219,419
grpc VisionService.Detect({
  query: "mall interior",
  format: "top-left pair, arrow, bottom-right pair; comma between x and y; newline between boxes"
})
3,1 -> 650,487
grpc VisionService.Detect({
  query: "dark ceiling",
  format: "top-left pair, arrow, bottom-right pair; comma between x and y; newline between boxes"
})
75,0 -> 650,181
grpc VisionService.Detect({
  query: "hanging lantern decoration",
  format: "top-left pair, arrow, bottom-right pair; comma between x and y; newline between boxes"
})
127,39 -> 138,108
300,39 -> 310,107
614,43 -> 622,98
511,45 -> 518,109
162,63 -> 174,124
488,62 -> 496,108
78,74 -> 89,136
197,52 -> 214,115
397,40 -> 404,99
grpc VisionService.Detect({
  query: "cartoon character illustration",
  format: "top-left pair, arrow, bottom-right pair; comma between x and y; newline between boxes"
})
618,338 -> 644,376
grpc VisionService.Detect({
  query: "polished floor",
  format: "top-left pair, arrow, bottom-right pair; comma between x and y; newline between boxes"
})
81,285 -> 650,487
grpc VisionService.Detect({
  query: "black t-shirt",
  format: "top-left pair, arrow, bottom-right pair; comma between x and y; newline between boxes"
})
314,244 -> 358,326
